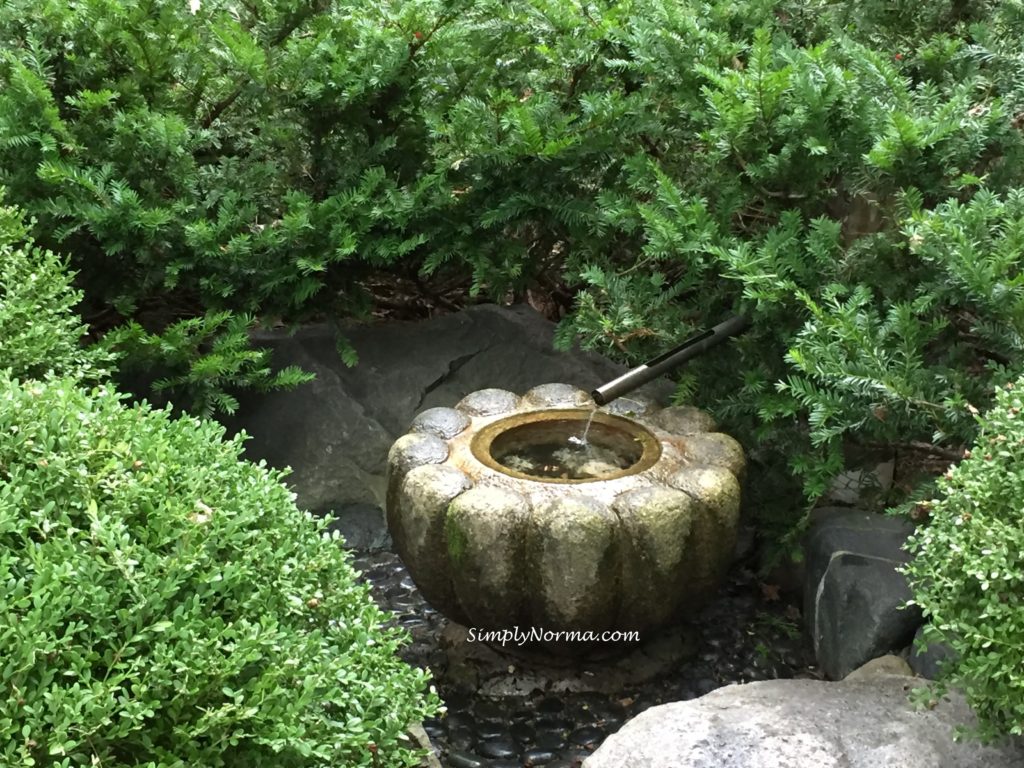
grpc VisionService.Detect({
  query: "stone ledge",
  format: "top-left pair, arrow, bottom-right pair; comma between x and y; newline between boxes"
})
584,676 -> 1024,768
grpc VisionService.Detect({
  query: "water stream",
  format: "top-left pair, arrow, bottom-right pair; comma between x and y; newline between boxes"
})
568,404 -> 599,448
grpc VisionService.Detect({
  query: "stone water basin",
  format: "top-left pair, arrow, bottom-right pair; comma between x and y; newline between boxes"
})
385,383 -> 745,649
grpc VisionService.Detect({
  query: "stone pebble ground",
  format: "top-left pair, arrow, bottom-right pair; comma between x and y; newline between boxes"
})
352,550 -> 815,768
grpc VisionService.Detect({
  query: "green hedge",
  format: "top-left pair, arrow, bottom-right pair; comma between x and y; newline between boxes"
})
905,378 -> 1024,740
0,374 -> 438,767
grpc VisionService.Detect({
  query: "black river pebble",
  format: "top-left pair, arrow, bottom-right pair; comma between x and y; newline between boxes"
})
535,714 -> 572,732
534,730 -> 568,751
569,726 -> 603,747
511,721 -> 536,743
446,726 -> 475,750
476,722 -> 511,741
446,750 -> 485,768
523,747 -> 558,765
478,739 -> 519,759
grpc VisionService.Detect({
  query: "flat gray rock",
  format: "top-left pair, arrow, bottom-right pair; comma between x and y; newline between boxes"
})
584,677 -> 1024,768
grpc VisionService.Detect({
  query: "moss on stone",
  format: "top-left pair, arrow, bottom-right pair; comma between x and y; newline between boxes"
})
446,508 -> 470,566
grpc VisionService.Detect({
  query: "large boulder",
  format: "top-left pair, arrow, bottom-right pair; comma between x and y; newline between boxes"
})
804,509 -> 922,679
219,304 -> 670,545
584,676 -> 1024,768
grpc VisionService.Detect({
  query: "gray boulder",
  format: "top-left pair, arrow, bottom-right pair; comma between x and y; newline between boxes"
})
805,509 -> 922,679
584,676 -> 1024,768
814,551 -> 923,679
220,304 -> 670,547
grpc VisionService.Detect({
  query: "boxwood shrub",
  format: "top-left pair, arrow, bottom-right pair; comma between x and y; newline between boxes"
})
0,373 -> 439,767
0,193 -> 111,382
904,378 -> 1024,740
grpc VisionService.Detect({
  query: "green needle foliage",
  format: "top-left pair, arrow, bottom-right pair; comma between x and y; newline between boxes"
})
1,0 -> 1022,505
104,313 -> 314,418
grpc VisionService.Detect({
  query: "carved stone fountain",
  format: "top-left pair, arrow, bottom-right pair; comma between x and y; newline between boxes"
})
385,383 -> 744,646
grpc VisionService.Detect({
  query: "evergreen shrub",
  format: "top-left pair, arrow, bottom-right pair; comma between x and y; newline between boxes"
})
0,192 -> 111,382
904,377 -> 1024,740
0,374 -> 439,767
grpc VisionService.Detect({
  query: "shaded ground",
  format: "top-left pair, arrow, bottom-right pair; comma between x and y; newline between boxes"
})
351,549 -> 817,768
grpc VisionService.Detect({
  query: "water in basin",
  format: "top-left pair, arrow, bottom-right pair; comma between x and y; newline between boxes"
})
490,416 -> 643,480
